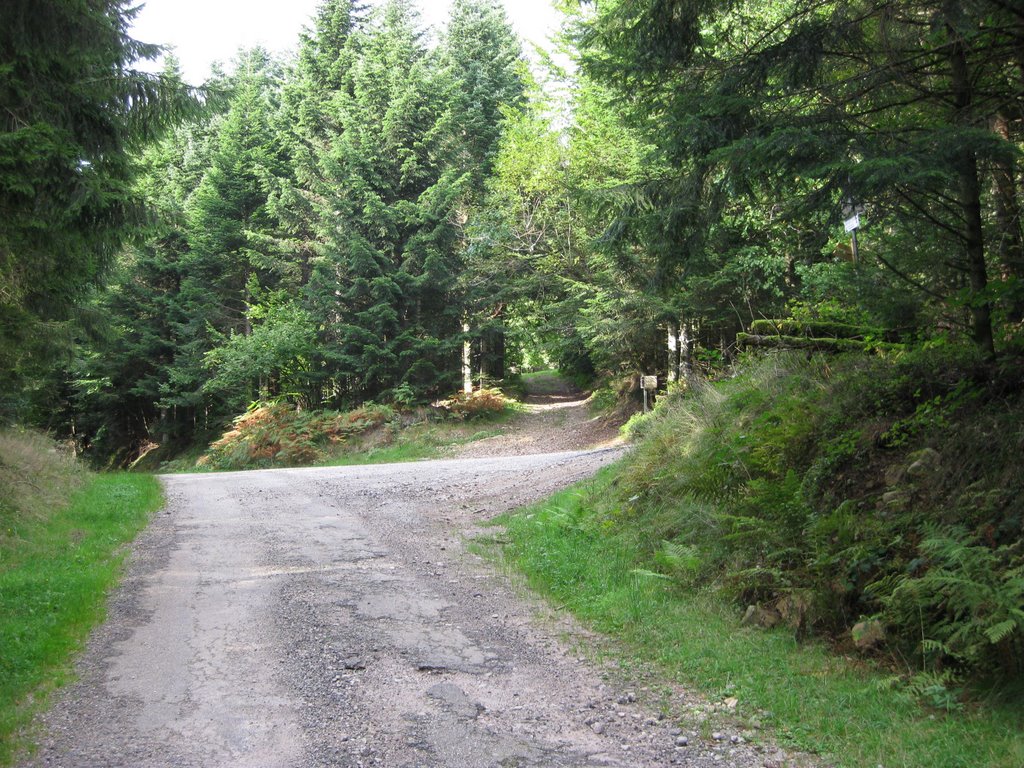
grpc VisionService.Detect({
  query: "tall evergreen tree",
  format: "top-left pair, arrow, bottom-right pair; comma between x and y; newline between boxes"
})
70,74 -> 221,455
439,0 -> 526,193
166,49 -> 289,418
271,0 -> 364,294
439,0 -> 527,380
578,0 -> 1024,357
0,0 -> 202,420
303,0 -> 462,404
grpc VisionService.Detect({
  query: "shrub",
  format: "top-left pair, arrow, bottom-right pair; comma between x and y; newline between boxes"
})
432,388 -> 511,419
589,348 -> 1024,686
199,403 -> 394,470
878,527 -> 1024,679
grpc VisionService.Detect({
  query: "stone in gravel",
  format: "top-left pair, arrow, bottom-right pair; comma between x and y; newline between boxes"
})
341,657 -> 366,670
591,721 -> 606,734
675,736 -> 688,747
712,732 -> 724,740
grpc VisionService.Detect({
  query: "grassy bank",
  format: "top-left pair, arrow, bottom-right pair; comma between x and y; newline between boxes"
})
498,474 -> 1023,767
1,431 -> 162,765
495,348 -> 1024,767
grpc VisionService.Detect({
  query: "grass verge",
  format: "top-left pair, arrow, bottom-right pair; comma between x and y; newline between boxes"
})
0,471 -> 162,765
495,470 -> 1024,768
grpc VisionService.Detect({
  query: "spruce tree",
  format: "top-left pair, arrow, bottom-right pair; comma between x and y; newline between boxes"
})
304,0 -> 462,404
439,0 -> 527,381
167,48 -> 288,422
0,0 -> 202,420
579,0 -> 1024,356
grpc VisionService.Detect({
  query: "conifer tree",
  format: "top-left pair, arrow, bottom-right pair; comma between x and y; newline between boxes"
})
439,0 -> 527,381
579,0 -> 1024,356
0,0 -> 202,420
271,0 -> 364,295
167,49 -> 288,420
70,79 -> 221,454
304,0 -> 462,403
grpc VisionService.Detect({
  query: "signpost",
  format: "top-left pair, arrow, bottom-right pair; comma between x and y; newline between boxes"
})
842,200 -> 865,263
641,375 -> 657,413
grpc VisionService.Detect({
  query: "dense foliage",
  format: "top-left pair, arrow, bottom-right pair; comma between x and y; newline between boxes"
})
6,0 -> 1022,460
519,350 -> 1024,689
0,0 -> 203,423
1,0 -> 1021,714
36,0 -> 529,460
485,0 -> 1024,380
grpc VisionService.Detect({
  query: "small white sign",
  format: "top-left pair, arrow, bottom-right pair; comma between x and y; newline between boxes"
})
641,375 -> 658,390
844,213 -> 861,232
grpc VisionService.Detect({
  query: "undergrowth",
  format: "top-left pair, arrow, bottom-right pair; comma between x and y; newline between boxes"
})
188,389 -> 520,472
196,402 -> 396,471
1,430 -> 161,765
611,348 -> 1024,688
497,347 -> 1024,763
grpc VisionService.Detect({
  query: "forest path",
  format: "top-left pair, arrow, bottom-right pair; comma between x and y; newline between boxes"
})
449,372 -> 623,458
21,447 -> 777,767
21,373 -> 785,768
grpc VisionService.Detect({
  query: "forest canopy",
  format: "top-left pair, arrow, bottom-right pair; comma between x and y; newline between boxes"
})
1,0 -> 1022,461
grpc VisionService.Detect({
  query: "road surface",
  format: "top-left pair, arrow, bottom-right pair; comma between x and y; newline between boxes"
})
24,449 -> 782,767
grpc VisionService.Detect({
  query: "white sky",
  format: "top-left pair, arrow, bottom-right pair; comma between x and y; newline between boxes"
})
130,0 -> 565,85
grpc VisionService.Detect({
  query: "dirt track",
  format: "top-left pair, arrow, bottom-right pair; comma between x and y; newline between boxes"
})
22,385 -> 793,767
449,374 -> 623,458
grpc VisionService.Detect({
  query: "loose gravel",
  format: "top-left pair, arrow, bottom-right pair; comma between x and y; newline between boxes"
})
22,426 -> 814,767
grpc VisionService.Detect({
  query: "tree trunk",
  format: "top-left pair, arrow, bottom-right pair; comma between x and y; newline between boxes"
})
480,310 -> 506,382
485,328 -> 505,380
681,320 -> 695,377
462,321 -> 473,394
949,21 -> 996,358
666,323 -> 680,383
991,113 -> 1024,321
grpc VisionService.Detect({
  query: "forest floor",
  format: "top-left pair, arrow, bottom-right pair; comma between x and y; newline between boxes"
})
17,376 -> 809,768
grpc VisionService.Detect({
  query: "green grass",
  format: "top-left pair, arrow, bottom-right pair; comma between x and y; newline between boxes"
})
321,438 -> 444,466
0,472 -> 162,765
320,422 -> 504,467
494,471 -> 1024,768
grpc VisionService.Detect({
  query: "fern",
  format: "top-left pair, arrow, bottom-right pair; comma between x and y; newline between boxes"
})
881,527 -> 1024,676
653,540 -> 703,584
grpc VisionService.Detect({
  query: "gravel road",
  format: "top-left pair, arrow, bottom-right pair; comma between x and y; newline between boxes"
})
23,448 -> 797,768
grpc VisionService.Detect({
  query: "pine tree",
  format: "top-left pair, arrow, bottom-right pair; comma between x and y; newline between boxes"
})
439,0 -> 526,194
166,49 -> 290,418
271,0 -> 364,294
304,0 -> 462,404
579,0 -> 1024,356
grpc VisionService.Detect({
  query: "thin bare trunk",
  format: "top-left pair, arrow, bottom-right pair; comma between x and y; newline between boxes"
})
462,321 -> 473,394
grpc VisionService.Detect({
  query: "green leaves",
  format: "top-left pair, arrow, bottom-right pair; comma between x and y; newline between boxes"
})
882,527 -> 1024,677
